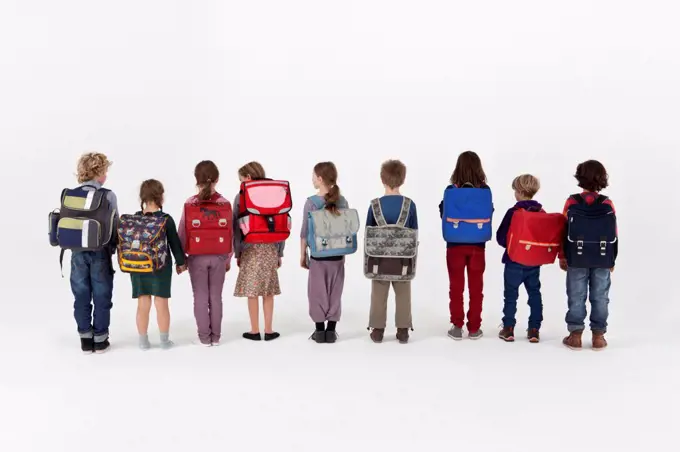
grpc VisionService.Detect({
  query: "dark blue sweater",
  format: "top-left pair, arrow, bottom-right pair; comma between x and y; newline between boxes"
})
438,184 -> 491,248
496,200 -> 543,263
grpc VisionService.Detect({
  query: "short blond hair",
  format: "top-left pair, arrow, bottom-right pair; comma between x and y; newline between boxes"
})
76,152 -> 112,183
512,174 -> 540,199
380,159 -> 407,189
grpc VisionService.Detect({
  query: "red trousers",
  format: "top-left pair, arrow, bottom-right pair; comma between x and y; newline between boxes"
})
446,246 -> 486,332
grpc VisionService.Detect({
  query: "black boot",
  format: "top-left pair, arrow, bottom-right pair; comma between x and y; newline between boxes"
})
80,337 -> 94,354
325,321 -> 337,343
312,322 -> 326,343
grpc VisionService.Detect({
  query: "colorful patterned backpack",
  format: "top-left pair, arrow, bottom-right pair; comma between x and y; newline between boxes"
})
117,213 -> 169,273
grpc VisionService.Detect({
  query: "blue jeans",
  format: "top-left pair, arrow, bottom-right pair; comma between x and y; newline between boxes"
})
70,251 -> 114,342
566,267 -> 611,333
502,261 -> 543,330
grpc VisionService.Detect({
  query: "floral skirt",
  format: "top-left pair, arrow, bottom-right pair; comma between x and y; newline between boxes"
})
234,244 -> 281,297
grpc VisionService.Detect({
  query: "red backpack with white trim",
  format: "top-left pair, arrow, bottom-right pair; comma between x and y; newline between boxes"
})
507,208 -> 565,266
237,179 -> 292,243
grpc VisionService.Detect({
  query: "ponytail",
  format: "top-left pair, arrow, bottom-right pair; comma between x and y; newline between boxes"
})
198,179 -> 213,201
324,184 -> 341,215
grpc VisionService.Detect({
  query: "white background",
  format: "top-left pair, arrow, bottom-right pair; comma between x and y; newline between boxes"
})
1,1 -> 679,451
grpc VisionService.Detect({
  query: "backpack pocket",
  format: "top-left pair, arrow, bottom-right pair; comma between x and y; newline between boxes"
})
444,218 -> 491,242
119,251 -> 155,273
49,210 -> 60,246
57,217 -> 102,250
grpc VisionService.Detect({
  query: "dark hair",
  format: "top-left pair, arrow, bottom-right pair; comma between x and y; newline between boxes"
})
195,160 -> 219,201
575,160 -> 608,192
450,150 -> 487,187
238,161 -> 266,180
140,179 -> 164,211
380,159 -> 407,189
314,161 -> 341,215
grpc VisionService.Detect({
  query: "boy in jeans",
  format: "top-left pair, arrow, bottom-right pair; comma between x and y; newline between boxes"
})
70,153 -> 119,353
560,160 -> 617,351
495,175 -> 544,343
366,160 -> 418,344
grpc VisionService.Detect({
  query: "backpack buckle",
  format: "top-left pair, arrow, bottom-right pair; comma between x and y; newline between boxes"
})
346,237 -> 352,243
321,238 -> 328,247
195,237 -> 200,243
192,219 -> 201,228
132,240 -> 140,249
576,240 -> 583,255
453,221 -> 459,229
219,237 -> 224,243
218,219 -> 227,227
525,244 -> 531,250
600,241 -> 606,255
477,223 -> 483,229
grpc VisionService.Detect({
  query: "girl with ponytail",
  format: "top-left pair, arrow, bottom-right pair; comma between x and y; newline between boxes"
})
177,160 -> 233,346
300,162 -> 350,343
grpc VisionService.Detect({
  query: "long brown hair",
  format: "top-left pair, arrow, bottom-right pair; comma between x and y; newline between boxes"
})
139,179 -> 164,211
314,161 -> 341,215
238,161 -> 266,180
450,150 -> 487,187
194,160 -> 219,201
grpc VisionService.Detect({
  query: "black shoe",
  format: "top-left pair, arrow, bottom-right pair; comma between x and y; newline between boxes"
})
80,337 -> 94,354
264,332 -> 280,341
325,331 -> 337,343
243,332 -> 262,341
311,331 -> 326,343
94,339 -> 110,354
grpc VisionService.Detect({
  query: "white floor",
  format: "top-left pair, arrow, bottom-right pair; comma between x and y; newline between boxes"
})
1,273 -> 678,452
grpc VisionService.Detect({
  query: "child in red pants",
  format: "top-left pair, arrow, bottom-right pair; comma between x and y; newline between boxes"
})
438,151 -> 491,340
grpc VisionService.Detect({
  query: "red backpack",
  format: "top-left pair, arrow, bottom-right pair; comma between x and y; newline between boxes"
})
507,208 -> 565,266
238,179 -> 292,243
183,195 -> 233,255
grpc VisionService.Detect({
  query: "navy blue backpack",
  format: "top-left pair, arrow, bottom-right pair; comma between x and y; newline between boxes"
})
565,194 -> 617,268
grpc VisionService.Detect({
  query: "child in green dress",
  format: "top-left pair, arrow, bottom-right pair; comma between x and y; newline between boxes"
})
130,179 -> 187,350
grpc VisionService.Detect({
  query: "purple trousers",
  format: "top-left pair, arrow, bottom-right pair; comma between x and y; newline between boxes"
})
188,255 -> 227,343
308,258 -> 345,323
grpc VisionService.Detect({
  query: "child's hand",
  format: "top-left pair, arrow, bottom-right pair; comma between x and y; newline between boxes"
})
300,255 -> 308,270
610,266 -> 615,273
278,257 -> 282,268
236,258 -> 241,267
176,264 -> 188,275
559,259 -> 568,272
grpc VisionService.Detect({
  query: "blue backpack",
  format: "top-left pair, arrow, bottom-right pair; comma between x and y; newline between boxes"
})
441,184 -> 493,243
306,196 -> 360,258
565,194 -> 617,268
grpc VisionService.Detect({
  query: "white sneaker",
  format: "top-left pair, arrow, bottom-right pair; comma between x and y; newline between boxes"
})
211,341 -> 220,347
193,339 -> 212,347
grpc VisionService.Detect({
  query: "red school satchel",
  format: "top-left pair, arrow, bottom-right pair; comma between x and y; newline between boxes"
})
184,196 -> 233,255
237,179 -> 292,243
507,209 -> 566,266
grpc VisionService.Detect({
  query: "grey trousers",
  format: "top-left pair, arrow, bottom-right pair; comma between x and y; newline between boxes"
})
369,280 -> 412,329
308,258 -> 345,323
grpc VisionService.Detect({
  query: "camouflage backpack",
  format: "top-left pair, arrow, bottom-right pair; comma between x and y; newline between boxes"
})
117,213 -> 169,273
364,197 -> 418,281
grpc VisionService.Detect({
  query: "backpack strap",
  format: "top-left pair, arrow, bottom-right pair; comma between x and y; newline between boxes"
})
308,195 -> 326,210
396,197 -> 412,227
461,182 -> 474,188
571,194 -> 585,204
595,195 -> 609,204
370,198 -> 387,227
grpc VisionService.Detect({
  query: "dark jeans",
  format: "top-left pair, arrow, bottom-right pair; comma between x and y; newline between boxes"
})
566,267 -> 611,333
70,250 -> 114,342
502,261 -> 543,330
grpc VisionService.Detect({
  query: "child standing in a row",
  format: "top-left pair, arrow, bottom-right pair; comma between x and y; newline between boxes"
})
178,160 -> 233,347
300,162 -> 349,343
233,161 -> 284,341
131,180 -> 187,350
440,151 -> 490,340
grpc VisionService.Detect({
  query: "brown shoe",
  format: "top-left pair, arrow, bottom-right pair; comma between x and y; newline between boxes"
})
370,328 -> 384,343
562,330 -> 583,350
592,331 -> 608,351
396,328 -> 410,344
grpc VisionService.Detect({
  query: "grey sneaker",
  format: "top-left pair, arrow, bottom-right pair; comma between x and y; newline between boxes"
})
139,335 -> 151,351
448,326 -> 463,341
468,329 -> 484,340
160,339 -> 174,350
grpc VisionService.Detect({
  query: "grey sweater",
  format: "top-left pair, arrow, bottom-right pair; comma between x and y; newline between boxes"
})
232,194 -> 285,259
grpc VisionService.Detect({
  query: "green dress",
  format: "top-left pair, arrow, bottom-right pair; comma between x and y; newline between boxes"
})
130,211 -> 186,298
